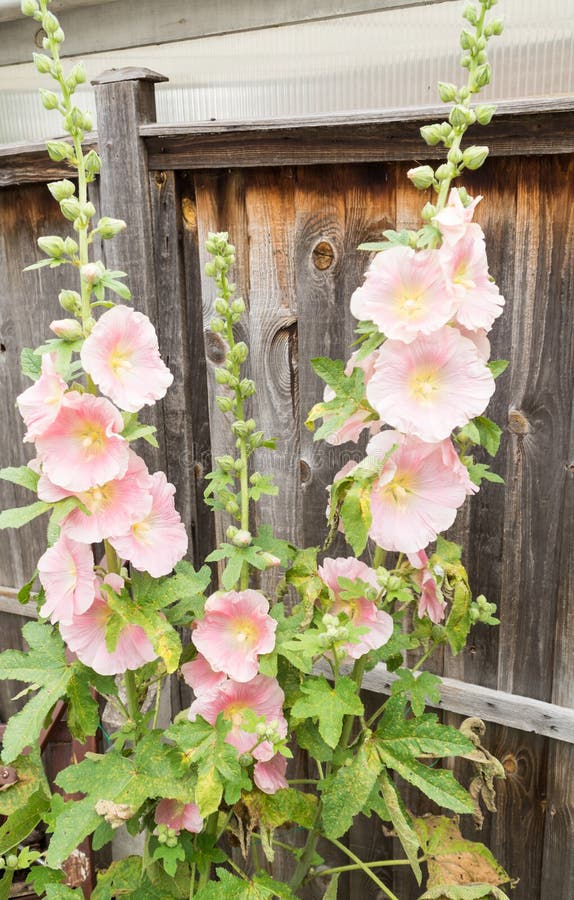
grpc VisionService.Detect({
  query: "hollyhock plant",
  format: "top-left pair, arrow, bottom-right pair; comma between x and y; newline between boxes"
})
366,430 -> 472,553
434,187 -> 483,245
350,245 -> 455,343
80,305 -> 173,413
37,534 -> 97,625
253,753 -> 288,794
155,800 -> 203,835
192,590 -> 277,682
181,654 -> 227,695
59,574 -> 156,676
109,471 -> 188,577
318,557 -> 393,658
367,326 -> 495,442
408,550 -> 446,623
189,675 -> 287,761
37,450 -> 153,544
35,391 -> 128,491
16,353 -> 67,442
452,323 -> 491,361
442,231 -> 505,331
323,351 -> 381,446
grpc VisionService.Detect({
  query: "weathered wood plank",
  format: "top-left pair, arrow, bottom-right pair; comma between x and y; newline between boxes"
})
0,0 -> 458,65
142,101 -> 574,171
0,136 -> 97,188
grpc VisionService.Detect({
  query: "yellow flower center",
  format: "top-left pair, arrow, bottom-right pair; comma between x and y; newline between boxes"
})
232,618 -> 259,645
132,519 -> 152,541
109,344 -> 133,377
398,287 -> 425,318
453,261 -> 476,292
80,482 -> 114,513
382,473 -> 414,506
77,421 -> 106,453
410,368 -> 441,401
224,703 -> 247,727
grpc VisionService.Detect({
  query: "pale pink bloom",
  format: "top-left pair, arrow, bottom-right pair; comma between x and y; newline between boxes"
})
81,305 -> 173,413
434,188 -> 482,245
253,753 -> 288,795
452,324 -> 490,362
366,431 -> 471,553
16,353 -> 67,442
189,675 -> 287,761
38,451 -> 153,544
441,232 -> 504,332
109,471 -> 188,577
407,550 -> 446,624
367,326 -> 495,443
192,590 -> 277,683
38,535 -> 97,625
35,392 -> 128,492
318,557 -> 393,659
155,799 -> 203,834
439,438 -> 478,496
59,574 -> 156,676
181,654 -> 227,695
350,246 -> 455,343
324,351 -> 381,446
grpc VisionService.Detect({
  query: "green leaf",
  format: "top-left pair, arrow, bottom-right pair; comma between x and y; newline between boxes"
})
321,736 -> 382,838
66,664 -> 103,741
467,463 -> 504,486
322,873 -> 340,899
310,357 -> 349,393
0,870 -> 13,900
460,416 -> 502,457
20,348 -> 42,381
487,359 -> 509,379
0,466 -> 39,492
434,537 -> 462,564
45,887 -> 84,899
26,866 -> 66,894
291,676 -> 363,749
376,696 -> 474,760
152,841 -> 186,877
378,746 -> 473,814
379,770 -> 422,883
0,747 -> 49,816
17,571 -> 37,605
445,579 -> 472,656
92,857 -> 143,900
103,584 -> 182,673
419,885 -> 510,899
196,758 -> 223,817
0,500 -> 51,530
339,479 -> 372,556
295,720 -> 334,762
243,788 -> 318,831
120,413 -> 159,447
195,867 -> 285,899
0,789 -> 50,855
390,669 -> 442,717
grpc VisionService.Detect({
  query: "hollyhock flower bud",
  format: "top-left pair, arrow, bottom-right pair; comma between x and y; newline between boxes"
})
109,471 -> 187,577
254,753 -> 288,794
367,326 -> 495,442
231,529 -> 252,548
407,550 -> 446,623
407,165 -> 436,190
463,145 -> 489,170
95,217 -> 127,239
80,305 -> 173,413
192,590 -> 277,683
49,319 -> 84,341
21,0 -> 40,16
47,180 -> 75,202
38,535 -> 97,625
81,262 -> 103,284
155,800 -> 203,835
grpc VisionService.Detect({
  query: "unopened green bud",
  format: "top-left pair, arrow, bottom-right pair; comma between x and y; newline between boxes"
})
84,149 -> 101,179
213,254 -> 227,272
238,378 -> 255,398
21,0 -> 39,14
42,11 -> 60,34
5,855 -> 18,870
63,236 -> 78,256
47,179 -> 75,202
460,29 -> 475,50
60,198 -> 82,221
95,216 -> 127,239
214,367 -> 232,385
407,165 -> 435,190
166,836 -> 178,848
475,103 -> 496,125
421,202 -> 436,222
225,499 -> 240,515
435,162 -> 456,181
488,18 -> 504,36
231,420 -> 250,438
437,81 -> 458,103
210,317 -> 225,333
39,89 -> 59,111
462,2 -> 478,25
81,261 -> 103,284
260,552 -> 281,569
231,297 -> 245,315
387,575 -> 402,592
205,260 -> 217,278
234,342 -> 249,364
58,289 -> 82,314
449,105 -> 470,128
32,52 -> 51,73
216,395 -> 234,414
448,147 -> 464,166
46,140 -> 73,163
70,62 -> 86,85
420,124 -> 443,146
232,529 -> 252,548
83,202 -> 96,219
53,26 -> 65,43
81,111 -> 93,132
462,145 -> 489,170
37,235 -> 65,257
213,297 -> 228,316
472,64 -> 491,89
238,752 -> 253,767
49,318 -> 84,341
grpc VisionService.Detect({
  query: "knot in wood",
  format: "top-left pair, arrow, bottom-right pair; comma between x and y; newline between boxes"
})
502,753 -> 518,775
181,196 -> 197,229
312,241 -> 335,270
204,331 -> 227,365
507,408 -> 531,435
299,459 -> 311,484
154,171 -> 166,187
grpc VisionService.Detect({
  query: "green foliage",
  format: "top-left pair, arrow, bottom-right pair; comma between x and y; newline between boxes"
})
20,348 -> 42,381
26,866 -> 66,894
487,360 -> 509,379
243,788 -> 318,831
291,676 -> 363,748
320,736 -> 382,838
0,500 -> 50,530
120,412 -> 159,447
0,466 -> 39,492
102,580 -> 182,673
0,789 -> 50,856
0,747 -> 49,816
379,770 -> 422,882
195,867 -> 296,899
390,669 -> 442,717
458,416 -> 502,457
305,357 -> 375,444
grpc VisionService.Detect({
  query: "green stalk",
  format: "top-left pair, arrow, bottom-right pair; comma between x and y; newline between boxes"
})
339,656 -> 368,750
328,838 -> 401,900
124,670 -> 139,723
308,857 -> 415,879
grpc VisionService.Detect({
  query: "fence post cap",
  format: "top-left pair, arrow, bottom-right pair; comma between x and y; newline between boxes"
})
91,67 -> 168,86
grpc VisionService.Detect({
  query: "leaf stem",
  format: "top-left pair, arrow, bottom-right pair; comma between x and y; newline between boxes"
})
308,857 -> 414,880
328,838 -> 401,900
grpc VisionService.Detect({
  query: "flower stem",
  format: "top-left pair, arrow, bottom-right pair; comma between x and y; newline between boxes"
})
328,838 -> 401,900
124,669 -> 139,723
308,857 -> 415,880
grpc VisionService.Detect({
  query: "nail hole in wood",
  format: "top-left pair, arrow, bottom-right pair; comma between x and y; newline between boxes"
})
204,331 -> 227,365
0,344 -> 5,353
300,459 -> 311,484
312,241 -> 335,270
34,28 -> 46,48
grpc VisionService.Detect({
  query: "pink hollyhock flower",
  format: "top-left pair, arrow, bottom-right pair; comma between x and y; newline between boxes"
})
441,232 -> 504,332
439,438 -> 478,497
109,471 -> 188,577
407,550 -> 446,624
189,675 -> 287,761
38,451 -> 153,544
366,431 -> 470,553
16,353 -> 67,442
38,535 -> 97,625
350,246 -> 455,343
181,654 -> 227,695
434,188 -> 482,245
81,305 -> 173,413
254,753 -> 288,794
59,573 -> 156,675
318,557 -> 393,659
367,326 -> 495,442
452,324 -> 490,362
192,590 -> 277,683
324,351 -> 381,446
35,392 -> 128,492
155,799 -> 203,834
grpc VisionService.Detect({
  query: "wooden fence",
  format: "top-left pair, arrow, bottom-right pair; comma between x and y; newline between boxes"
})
0,72 -> 573,898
